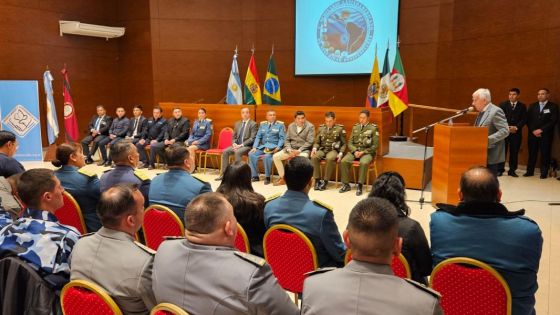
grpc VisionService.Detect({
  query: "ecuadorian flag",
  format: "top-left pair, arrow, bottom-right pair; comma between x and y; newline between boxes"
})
244,53 -> 262,105
365,48 -> 380,108
263,53 -> 281,105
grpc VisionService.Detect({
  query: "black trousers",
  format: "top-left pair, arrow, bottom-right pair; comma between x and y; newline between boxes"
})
81,135 -> 107,159
498,132 -> 522,173
526,133 -> 553,176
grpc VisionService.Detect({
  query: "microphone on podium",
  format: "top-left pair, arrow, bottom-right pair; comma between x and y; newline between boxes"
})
456,106 -> 474,114
192,98 -> 205,104
322,95 -> 335,105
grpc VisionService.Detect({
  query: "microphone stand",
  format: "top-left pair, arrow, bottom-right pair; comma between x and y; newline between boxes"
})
412,110 -> 471,209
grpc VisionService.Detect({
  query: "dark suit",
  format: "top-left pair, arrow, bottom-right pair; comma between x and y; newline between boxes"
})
526,101 -> 558,176
498,101 -> 527,174
81,115 -> 113,160
136,117 -> 167,166
220,119 -> 258,174
150,117 -> 190,164
126,116 -> 147,144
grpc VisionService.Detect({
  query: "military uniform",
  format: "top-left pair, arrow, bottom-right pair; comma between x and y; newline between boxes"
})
0,176 -> 23,219
340,122 -> 379,194
152,238 -> 299,315
186,119 -> 212,150
311,123 -> 347,189
248,121 -> 285,181
264,190 -> 346,267
0,153 -> 25,178
0,208 -> 80,289
55,165 -> 102,232
148,169 -> 212,222
70,227 -> 156,315
100,165 -> 151,206
302,260 -> 442,315
136,117 -> 167,167
0,211 -> 13,229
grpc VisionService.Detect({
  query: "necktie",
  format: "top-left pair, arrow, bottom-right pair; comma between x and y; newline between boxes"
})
132,118 -> 139,136
475,112 -> 484,126
240,121 -> 246,144
95,117 -> 102,130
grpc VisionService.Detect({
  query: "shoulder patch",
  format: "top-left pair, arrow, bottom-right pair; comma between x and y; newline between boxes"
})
260,121 -> 268,125
313,199 -> 333,211
336,124 -> 344,127
79,232 -> 95,239
404,279 -> 441,298
78,168 -> 97,178
305,267 -> 337,276
133,169 -> 150,181
354,122 -> 360,126
265,192 -> 282,203
191,173 -> 209,183
134,241 -> 156,255
319,124 -> 326,127
277,121 -> 285,125
234,251 -> 266,267
164,236 -> 186,240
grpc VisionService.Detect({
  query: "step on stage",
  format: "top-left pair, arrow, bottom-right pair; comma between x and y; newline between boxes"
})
382,141 -> 433,190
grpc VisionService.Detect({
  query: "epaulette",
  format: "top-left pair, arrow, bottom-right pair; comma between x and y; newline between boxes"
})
133,169 -> 150,181
305,267 -> 337,276
260,121 -> 268,125
313,199 -> 333,211
404,279 -> 441,298
265,192 -> 282,203
354,122 -> 360,126
319,123 -> 326,127
234,251 -> 266,267
277,120 -> 285,125
191,173 -> 209,183
78,168 -> 97,178
336,124 -> 344,127
164,236 -> 185,240
134,241 -> 156,255
79,232 -> 95,239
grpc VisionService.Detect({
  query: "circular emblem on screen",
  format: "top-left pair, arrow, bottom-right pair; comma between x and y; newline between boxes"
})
265,78 -> 280,94
64,102 -> 74,118
390,73 -> 405,92
317,0 -> 374,63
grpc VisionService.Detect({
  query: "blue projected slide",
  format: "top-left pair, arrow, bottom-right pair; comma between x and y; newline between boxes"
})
295,0 -> 400,75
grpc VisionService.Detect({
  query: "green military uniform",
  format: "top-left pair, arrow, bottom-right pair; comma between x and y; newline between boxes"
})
311,124 -> 347,181
340,122 -> 379,184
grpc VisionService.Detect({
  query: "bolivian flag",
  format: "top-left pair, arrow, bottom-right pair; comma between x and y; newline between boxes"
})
263,53 -> 281,105
244,53 -> 262,105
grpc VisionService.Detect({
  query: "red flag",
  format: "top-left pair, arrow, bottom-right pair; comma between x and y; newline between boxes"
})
61,66 -> 79,142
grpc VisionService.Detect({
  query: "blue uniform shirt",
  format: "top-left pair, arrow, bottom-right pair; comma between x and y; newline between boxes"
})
55,165 -> 102,232
0,210 -> 13,229
0,208 -> 80,288
264,190 -> 346,267
149,169 -> 212,221
100,165 -> 151,206
186,119 -> 212,150
253,121 -> 285,151
0,153 -> 25,178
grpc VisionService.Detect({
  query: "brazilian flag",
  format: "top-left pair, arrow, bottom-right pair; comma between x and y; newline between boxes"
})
263,54 -> 281,105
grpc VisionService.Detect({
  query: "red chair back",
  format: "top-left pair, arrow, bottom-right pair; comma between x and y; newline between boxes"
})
234,223 -> 250,253
142,205 -> 185,250
344,251 -> 411,279
56,191 -> 87,234
61,280 -> 122,315
263,224 -> 318,293
216,127 -> 234,150
430,257 -> 512,315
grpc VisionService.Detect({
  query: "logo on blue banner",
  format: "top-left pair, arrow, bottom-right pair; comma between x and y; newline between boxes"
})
3,104 -> 39,137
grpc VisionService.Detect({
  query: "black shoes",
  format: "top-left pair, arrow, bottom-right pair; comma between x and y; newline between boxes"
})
523,173 -> 533,177
508,171 -> 518,177
356,183 -> 363,196
264,177 -> 271,185
251,176 -> 259,182
339,183 -> 351,193
314,180 -> 321,190
103,160 -> 111,167
85,158 -> 94,165
319,180 -> 328,191
540,174 -> 547,179
148,165 -> 156,170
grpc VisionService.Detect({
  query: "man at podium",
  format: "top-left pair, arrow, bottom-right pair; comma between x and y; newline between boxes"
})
472,88 -> 509,175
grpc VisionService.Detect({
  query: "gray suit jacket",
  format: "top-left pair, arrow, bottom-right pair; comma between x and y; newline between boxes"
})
233,119 -> 258,147
284,121 -> 315,153
475,103 -> 509,165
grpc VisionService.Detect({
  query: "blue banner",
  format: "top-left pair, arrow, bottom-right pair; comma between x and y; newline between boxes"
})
0,81 -> 43,161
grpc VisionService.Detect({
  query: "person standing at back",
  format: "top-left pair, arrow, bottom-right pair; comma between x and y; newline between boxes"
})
498,88 -> 527,177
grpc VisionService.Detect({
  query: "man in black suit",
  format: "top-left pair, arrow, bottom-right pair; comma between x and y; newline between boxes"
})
525,88 -> 558,179
125,105 -> 147,145
81,105 -> 112,164
498,88 -> 527,177
149,108 -> 190,169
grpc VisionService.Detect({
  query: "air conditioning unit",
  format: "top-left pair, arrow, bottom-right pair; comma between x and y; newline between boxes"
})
59,20 -> 125,40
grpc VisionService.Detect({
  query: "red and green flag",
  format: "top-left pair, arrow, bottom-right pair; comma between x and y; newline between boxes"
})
61,65 -> 79,142
388,47 -> 408,116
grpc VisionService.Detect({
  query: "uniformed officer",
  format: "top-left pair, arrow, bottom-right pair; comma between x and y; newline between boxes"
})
311,111 -> 347,191
149,143 -> 212,221
339,109 -> 379,196
53,143 -> 102,232
71,184 -> 156,315
264,157 -> 346,267
97,107 -> 130,166
0,130 -> 25,177
152,192 -> 298,315
186,108 -> 212,170
136,106 -> 167,169
0,169 -> 80,289
150,108 -> 190,169
248,109 -> 286,185
81,105 -> 113,164
302,197 -> 443,315
100,140 -> 151,206
0,174 -> 23,220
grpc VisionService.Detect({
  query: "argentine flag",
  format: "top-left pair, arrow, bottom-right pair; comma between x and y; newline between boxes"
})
226,53 -> 243,104
43,70 -> 59,144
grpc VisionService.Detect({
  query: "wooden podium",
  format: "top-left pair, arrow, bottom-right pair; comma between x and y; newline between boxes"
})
431,123 -> 487,206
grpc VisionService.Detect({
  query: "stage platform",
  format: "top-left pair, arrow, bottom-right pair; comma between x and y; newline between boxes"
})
382,141 -> 433,190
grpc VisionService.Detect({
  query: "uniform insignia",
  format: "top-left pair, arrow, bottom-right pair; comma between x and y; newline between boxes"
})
191,173 -> 209,183
313,199 -> 333,211
78,168 -> 97,178
305,267 -> 337,276
404,279 -> 441,298
134,241 -> 156,255
234,251 -> 266,267
79,232 -> 95,238
277,121 -> 284,125
164,236 -> 185,240
260,121 -> 268,125
133,169 -> 150,181
265,192 -> 281,203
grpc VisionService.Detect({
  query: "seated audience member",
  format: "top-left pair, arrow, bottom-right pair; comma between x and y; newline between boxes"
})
217,162 -> 266,256
302,197 -> 442,315
136,106 -> 167,169
0,130 -> 25,177
272,110 -> 315,186
264,157 -> 346,267
368,171 -> 432,284
248,110 -> 286,185
185,108 -> 212,170
149,143 -> 211,221
53,143 -> 102,232
150,107 -> 190,170
70,184 -> 156,314
0,169 -> 80,289
0,173 -> 23,219
81,105 -> 112,164
152,192 -> 298,315
430,166 -> 543,315
97,107 -> 130,166
216,107 -> 258,180
100,140 -> 150,206
125,105 -> 147,145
